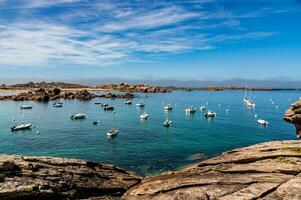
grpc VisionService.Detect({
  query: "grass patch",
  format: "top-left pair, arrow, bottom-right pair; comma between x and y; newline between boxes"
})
282,146 -> 301,152
276,156 -> 297,165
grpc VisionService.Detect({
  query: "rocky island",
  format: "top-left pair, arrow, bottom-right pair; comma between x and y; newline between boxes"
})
0,99 -> 300,199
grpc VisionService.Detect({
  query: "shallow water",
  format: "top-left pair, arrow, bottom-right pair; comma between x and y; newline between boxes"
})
0,90 -> 299,175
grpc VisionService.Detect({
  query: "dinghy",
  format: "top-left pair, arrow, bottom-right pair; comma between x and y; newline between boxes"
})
53,102 -> 63,107
107,128 -> 119,137
125,100 -> 132,105
103,105 -> 114,110
200,106 -> 206,111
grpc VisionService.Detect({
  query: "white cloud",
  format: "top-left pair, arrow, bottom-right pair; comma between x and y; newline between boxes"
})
0,0 -> 276,68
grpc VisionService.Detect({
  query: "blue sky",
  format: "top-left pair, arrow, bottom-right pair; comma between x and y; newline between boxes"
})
0,0 -> 301,84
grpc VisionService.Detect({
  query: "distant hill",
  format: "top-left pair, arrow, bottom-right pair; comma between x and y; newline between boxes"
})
1,81 -> 88,89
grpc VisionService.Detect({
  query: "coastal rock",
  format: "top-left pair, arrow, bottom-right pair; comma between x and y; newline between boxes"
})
284,98 -> 301,138
100,93 -> 134,99
0,155 -> 142,200
95,83 -> 171,93
122,140 -> 301,200
75,90 -> 96,100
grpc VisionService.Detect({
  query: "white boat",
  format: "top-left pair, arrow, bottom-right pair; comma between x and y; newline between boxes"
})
53,102 -> 63,107
185,106 -> 196,113
164,104 -> 172,111
107,111 -> 119,137
205,110 -> 217,118
20,105 -> 32,110
200,106 -> 206,111
247,102 -> 256,108
136,102 -> 145,107
243,97 -> 249,103
125,101 -> 132,105
107,128 -> 119,137
11,123 -> 32,131
140,112 -> 149,119
258,119 -> 269,126
163,119 -> 172,127
103,105 -> 114,110
71,113 -> 86,120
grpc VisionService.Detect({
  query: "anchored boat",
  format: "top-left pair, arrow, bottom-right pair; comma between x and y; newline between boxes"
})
20,105 -> 32,110
71,113 -> 86,120
136,102 -> 145,108
185,106 -> 196,113
11,123 -> 32,131
125,101 -> 132,105
164,104 -> 172,111
163,119 -> 172,127
205,110 -> 217,118
140,112 -> 149,120
258,119 -> 269,126
53,102 -> 63,107
107,111 -> 119,137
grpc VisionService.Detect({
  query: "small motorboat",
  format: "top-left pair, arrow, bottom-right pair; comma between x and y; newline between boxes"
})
125,101 -> 132,105
164,104 -> 172,111
136,102 -> 145,108
94,102 -> 102,105
205,110 -> 217,118
71,113 -> 86,120
11,123 -> 32,131
200,106 -> 206,111
101,103 -> 108,107
53,102 -> 63,107
20,105 -> 32,110
103,105 -> 115,111
107,128 -> 119,137
247,102 -> 256,108
185,106 -> 196,113
140,112 -> 149,120
258,119 -> 269,126
93,121 -> 98,125
163,119 -> 172,127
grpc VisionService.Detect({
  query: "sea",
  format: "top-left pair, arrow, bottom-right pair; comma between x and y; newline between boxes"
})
0,90 -> 300,176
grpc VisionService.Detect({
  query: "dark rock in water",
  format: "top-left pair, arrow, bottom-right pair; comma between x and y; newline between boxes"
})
284,98 -> 301,138
0,155 -> 141,200
75,90 -> 96,100
122,140 -> 301,200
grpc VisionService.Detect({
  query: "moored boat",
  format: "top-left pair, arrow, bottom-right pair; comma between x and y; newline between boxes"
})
136,102 -> 145,108
140,112 -> 149,120
200,106 -> 206,111
103,105 -> 114,110
125,101 -> 132,105
205,110 -> 217,118
53,102 -> 63,107
185,106 -> 196,113
20,105 -> 32,110
164,104 -> 172,111
11,123 -> 32,131
71,113 -> 86,120
258,119 -> 269,126
107,128 -> 119,137
163,119 -> 172,127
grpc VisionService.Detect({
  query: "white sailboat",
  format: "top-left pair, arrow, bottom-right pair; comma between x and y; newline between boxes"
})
140,112 -> 149,120
185,106 -> 196,113
164,104 -> 172,111
107,111 -> 119,137
136,102 -> 145,108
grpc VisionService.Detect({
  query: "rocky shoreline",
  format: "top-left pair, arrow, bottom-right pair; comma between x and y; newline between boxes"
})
0,88 -> 134,102
1,140 -> 300,200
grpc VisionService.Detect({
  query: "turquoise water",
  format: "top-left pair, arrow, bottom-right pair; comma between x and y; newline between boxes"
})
0,90 -> 299,175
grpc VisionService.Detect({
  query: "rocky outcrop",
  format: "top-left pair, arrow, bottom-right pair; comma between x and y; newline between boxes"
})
0,155 -> 142,200
0,89 -> 135,101
4,81 -> 88,89
122,140 -> 301,200
284,98 -> 301,138
96,83 -> 171,93
99,93 -> 134,99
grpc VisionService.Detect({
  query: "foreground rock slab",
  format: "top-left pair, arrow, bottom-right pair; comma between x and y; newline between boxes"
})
0,155 -> 142,200
122,140 -> 301,200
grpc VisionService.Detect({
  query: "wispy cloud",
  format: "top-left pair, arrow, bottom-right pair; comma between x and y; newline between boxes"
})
0,0 -> 280,67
